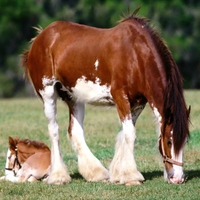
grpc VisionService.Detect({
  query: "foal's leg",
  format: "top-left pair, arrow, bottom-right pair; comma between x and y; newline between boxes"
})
39,84 -> 71,184
67,102 -> 109,182
109,99 -> 145,185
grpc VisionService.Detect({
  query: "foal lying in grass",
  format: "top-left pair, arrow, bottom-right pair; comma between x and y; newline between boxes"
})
0,137 -> 50,182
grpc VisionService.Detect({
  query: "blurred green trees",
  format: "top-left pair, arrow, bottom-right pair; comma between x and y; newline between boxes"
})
0,0 -> 199,97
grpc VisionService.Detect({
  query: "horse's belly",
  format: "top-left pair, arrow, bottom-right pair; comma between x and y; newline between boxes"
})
71,76 -> 114,106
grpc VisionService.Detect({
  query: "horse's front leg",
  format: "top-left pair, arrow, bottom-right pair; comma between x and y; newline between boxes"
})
67,102 -> 109,182
40,84 -> 71,184
109,96 -> 145,185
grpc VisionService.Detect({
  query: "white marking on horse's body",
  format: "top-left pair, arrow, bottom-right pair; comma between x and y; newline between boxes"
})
94,59 -> 99,70
152,104 -> 162,136
71,76 -> 114,105
42,76 -> 56,86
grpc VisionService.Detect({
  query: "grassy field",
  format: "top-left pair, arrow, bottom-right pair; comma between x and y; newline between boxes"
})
0,90 -> 199,200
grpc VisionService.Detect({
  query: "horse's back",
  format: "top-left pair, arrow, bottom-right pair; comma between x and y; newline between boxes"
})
26,18 -> 163,105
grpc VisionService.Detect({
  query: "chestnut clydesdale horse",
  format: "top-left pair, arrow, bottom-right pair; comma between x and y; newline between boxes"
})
21,8 -> 190,185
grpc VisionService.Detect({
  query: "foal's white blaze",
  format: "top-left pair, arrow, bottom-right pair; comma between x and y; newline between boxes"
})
71,76 -> 114,105
5,149 -> 14,176
94,59 -> 99,70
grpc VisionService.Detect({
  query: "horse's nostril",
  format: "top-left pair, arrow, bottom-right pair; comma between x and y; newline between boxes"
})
168,175 -> 185,184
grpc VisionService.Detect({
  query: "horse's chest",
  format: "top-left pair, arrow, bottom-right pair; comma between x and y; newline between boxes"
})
70,76 -> 114,105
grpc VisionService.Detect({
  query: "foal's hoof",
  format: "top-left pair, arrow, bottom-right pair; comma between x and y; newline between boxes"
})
125,180 -> 143,186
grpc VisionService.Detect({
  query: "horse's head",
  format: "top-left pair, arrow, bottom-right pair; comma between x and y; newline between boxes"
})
159,106 -> 190,184
5,137 -> 22,176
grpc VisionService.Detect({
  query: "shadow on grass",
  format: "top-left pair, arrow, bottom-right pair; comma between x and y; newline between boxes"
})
185,170 -> 200,181
71,171 -> 164,181
71,172 -> 83,180
142,170 -> 163,180
142,169 -> 200,182
70,169 -> 200,182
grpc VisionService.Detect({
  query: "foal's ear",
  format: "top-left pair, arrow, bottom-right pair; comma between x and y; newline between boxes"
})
8,136 -> 16,150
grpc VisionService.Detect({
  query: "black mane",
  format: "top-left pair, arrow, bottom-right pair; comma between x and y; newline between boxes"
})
122,8 -> 190,155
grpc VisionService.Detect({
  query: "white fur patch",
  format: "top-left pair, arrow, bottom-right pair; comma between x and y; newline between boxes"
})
71,76 -> 114,105
94,59 -> 99,70
109,116 -> 144,183
170,144 -> 184,183
39,77 -> 71,183
152,105 -> 162,123
42,76 -> 56,87
152,104 -> 162,136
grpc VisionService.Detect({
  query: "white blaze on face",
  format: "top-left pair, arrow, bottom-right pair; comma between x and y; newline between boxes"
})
71,76 -> 113,105
169,133 -> 185,184
94,59 -> 99,70
5,149 -> 14,176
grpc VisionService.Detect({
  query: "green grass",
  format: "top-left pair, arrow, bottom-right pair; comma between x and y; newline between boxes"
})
0,90 -> 200,200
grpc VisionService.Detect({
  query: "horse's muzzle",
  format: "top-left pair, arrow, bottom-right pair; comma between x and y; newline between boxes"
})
168,174 -> 185,184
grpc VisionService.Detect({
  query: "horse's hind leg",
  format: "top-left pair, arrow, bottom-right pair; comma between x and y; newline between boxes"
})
39,83 -> 71,184
67,101 -> 109,182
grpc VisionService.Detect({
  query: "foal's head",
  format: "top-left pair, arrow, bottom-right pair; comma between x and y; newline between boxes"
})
5,137 -> 21,176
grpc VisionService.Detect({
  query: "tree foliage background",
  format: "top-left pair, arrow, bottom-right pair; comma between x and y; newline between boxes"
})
0,0 -> 200,97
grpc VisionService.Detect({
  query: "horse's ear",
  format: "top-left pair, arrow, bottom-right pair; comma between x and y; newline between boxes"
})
8,136 -> 16,150
187,105 -> 191,119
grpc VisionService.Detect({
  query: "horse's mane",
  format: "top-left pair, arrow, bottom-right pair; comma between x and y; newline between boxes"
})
121,8 -> 189,156
17,138 -> 50,151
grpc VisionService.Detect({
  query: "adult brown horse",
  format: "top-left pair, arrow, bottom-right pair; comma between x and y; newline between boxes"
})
0,137 -> 50,182
21,8 -> 190,185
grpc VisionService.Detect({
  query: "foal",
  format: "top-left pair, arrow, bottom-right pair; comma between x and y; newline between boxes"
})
0,137 -> 50,182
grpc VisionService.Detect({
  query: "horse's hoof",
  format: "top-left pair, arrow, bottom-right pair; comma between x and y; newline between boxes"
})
101,179 -> 109,183
48,175 -> 71,185
125,180 -> 143,186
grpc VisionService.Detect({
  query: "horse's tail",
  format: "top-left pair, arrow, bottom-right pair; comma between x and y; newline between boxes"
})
21,50 -> 29,78
21,26 -> 43,77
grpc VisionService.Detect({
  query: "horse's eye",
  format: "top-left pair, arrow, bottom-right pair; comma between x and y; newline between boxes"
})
167,141 -> 172,146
